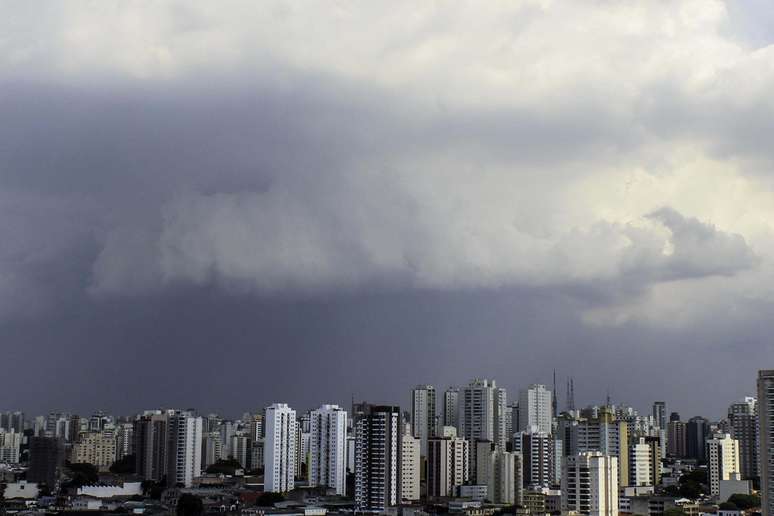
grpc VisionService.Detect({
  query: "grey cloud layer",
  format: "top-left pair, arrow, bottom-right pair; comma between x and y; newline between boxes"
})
1,1 -> 774,415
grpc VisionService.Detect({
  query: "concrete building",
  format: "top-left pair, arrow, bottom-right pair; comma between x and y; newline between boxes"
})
562,452 -> 618,516
265,403 -> 297,493
411,385 -> 437,457
115,422 -> 134,459
686,416 -> 709,463
475,440 -> 521,505
707,433 -> 740,497
166,411 -> 203,488
427,435 -> 469,498
0,430 -> 22,463
652,402 -> 667,430
134,412 -> 168,482
71,431 -> 117,471
518,431 -> 554,489
519,384 -> 553,435
760,370 -> 774,516
201,431 -> 222,469
28,436 -> 64,487
459,378 -> 507,481
629,437 -> 653,487
401,433 -> 421,502
668,419 -> 687,458
443,388 -> 460,431
354,404 -> 401,513
309,404 -> 347,495
570,409 -> 629,488
728,397 -> 759,480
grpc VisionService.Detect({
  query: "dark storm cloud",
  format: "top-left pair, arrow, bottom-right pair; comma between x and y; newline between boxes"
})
1,0 -> 774,419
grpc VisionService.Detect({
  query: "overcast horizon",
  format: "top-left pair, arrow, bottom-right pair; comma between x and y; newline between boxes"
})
3,1 -> 774,420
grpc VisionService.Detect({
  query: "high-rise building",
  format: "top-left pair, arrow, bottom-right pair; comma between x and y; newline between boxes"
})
0,412 -> 24,433
652,402 -> 667,430
265,403 -> 297,493
71,431 -> 117,471
134,413 -> 168,482
643,435 -> 663,485
427,435 -> 469,498
707,433 -> 741,497
729,397 -> 759,480
569,409 -> 629,488
0,431 -> 23,463
629,437 -> 653,486
667,419 -> 687,458
562,452 -> 618,516
411,385 -> 437,457
519,384 -> 553,435
28,436 -> 64,487
518,431 -> 554,489
166,411 -> 203,488
309,404 -> 347,495
459,379 -> 507,481
686,417 -> 709,463
231,434 -> 250,469
475,440 -> 521,505
443,388 -> 460,431
355,405 -> 401,512
115,422 -> 134,459
759,370 -> 774,516
202,431 -> 222,469
401,433 -> 421,502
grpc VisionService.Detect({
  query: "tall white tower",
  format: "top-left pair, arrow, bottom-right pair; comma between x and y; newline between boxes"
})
411,385 -> 437,457
265,403 -> 297,493
309,404 -> 347,495
518,384 -> 553,435
166,411 -> 203,488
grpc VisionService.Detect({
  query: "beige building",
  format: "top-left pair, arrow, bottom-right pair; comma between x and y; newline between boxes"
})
401,433 -> 421,501
562,452 -> 618,516
71,431 -> 117,471
707,433 -> 740,497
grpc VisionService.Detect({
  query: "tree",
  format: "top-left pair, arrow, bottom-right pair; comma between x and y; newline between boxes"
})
63,462 -> 99,489
256,492 -> 284,506
109,454 -> 136,475
177,493 -> 204,516
719,502 -> 738,510
663,508 -> 686,516
205,458 -> 242,475
728,493 -> 761,510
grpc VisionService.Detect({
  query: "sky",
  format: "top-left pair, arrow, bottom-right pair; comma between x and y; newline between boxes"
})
2,0 -> 774,420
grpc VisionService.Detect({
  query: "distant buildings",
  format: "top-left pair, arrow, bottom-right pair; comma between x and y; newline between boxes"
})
264,403 -> 296,493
